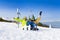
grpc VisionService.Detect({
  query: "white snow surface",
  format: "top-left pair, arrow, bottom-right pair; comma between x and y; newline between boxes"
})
0,22 -> 60,40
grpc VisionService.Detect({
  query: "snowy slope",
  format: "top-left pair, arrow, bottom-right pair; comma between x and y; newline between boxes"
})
0,22 -> 60,40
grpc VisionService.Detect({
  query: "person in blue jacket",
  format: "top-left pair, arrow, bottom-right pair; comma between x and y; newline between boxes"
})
26,20 -> 39,30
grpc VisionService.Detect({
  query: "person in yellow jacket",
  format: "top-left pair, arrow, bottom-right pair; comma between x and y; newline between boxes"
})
14,17 -> 27,30
26,11 -> 42,30
21,17 -> 27,30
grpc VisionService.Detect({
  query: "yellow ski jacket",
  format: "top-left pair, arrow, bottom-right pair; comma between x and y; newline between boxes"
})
14,18 -> 27,27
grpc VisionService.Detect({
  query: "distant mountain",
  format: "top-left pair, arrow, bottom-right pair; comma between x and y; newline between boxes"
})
42,21 -> 60,28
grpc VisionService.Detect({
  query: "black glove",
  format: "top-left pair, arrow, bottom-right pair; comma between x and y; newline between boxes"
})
39,11 -> 42,16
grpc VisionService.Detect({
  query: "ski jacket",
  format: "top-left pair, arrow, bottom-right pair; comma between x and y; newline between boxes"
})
14,18 -> 27,26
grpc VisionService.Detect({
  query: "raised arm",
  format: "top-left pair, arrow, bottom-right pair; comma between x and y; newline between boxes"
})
34,11 -> 42,24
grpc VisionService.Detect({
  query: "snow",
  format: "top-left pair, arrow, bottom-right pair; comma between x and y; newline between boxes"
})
0,22 -> 60,40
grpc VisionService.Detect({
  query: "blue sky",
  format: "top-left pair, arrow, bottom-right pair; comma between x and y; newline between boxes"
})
0,0 -> 60,22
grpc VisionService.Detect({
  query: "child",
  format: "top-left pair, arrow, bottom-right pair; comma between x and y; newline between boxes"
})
26,20 -> 39,30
